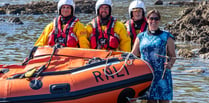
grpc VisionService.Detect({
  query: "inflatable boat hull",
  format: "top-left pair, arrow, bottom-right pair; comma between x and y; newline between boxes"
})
0,47 -> 153,103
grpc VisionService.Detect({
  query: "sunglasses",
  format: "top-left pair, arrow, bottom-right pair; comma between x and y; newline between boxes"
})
149,17 -> 160,21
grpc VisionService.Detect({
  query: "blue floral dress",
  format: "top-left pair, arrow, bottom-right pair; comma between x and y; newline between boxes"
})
138,30 -> 174,100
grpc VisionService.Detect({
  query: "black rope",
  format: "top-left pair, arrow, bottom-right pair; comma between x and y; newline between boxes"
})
22,46 -> 38,66
35,44 -> 59,78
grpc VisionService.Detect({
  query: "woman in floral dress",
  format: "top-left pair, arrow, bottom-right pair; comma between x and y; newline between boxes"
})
131,9 -> 176,103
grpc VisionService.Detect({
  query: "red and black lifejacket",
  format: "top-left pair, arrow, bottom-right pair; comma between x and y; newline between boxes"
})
126,18 -> 147,46
89,16 -> 120,50
48,16 -> 79,47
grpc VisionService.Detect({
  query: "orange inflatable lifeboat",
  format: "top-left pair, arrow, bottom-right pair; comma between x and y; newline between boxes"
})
0,46 -> 153,103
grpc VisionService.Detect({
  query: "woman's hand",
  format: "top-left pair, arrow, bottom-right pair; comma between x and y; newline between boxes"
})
164,62 -> 173,69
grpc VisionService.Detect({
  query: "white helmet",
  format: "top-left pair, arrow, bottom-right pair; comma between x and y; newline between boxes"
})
128,0 -> 146,17
95,0 -> 113,15
57,0 -> 75,15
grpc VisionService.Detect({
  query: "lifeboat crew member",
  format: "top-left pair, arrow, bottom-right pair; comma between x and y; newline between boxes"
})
125,0 -> 147,47
85,0 -> 131,52
34,0 -> 90,48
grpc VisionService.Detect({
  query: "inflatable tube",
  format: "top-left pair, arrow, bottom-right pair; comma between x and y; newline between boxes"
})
0,47 -> 153,103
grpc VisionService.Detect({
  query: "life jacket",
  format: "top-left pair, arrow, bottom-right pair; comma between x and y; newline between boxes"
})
48,16 -> 79,47
89,16 -> 120,50
126,18 -> 147,46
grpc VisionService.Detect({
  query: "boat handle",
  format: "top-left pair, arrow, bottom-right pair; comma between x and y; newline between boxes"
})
50,83 -> 70,94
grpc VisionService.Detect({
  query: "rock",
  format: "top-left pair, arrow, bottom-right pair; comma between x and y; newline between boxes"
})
177,67 -> 185,70
168,1 -> 200,6
183,69 -> 205,73
0,1 -> 96,15
0,18 -> 5,22
154,0 -> 163,5
165,1 -> 209,58
8,17 -> 23,25
0,8 -> 6,14
198,47 -> 208,54
75,0 -> 96,14
177,49 -> 195,58
199,53 -> 209,59
3,3 -> 10,7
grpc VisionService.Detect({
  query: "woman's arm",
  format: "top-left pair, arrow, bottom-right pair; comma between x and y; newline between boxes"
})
166,37 -> 176,69
131,38 -> 140,57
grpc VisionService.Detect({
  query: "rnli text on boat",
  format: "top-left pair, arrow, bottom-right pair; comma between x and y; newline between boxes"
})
92,66 -> 129,82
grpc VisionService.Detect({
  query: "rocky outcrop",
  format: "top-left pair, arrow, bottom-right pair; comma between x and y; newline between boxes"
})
8,17 -> 23,24
75,0 -> 96,14
0,1 -> 57,14
154,0 -> 163,5
183,69 -> 206,74
177,49 -> 196,58
0,0 -> 96,15
168,1 -> 200,6
165,1 -> 209,58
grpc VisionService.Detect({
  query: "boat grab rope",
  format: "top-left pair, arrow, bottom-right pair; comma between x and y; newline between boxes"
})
22,46 -> 38,66
104,52 -> 133,76
34,44 -> 58,78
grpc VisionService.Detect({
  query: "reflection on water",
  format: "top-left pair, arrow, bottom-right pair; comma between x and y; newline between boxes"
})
0,0 -> 208,102
173,58 -> 209,102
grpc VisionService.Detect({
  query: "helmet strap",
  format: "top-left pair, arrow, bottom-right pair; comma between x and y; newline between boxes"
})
61,15 -> 73,24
